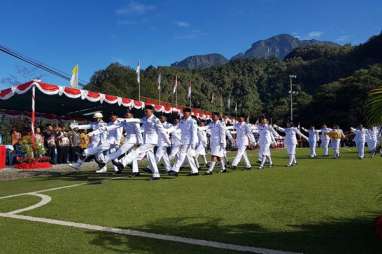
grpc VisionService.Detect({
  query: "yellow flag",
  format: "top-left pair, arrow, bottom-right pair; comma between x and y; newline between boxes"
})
70,64 -> 79,88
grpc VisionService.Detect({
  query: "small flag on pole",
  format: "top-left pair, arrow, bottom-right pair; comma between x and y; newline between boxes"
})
187,80 -> 192,99
235,103 -> 238,113
157,73 -> 161,90
70,64 -> 79,88
136,62 -> 141,84
211,93 -> 214,103
227,95 -> 231,109
173,75 -> 178,94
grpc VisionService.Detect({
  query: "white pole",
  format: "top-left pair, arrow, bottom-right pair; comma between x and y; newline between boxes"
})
31,84 -> 36,146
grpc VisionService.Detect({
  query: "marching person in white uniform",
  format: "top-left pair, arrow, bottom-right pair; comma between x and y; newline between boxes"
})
96,112 -> 123,173
366,126 -> 378,157
301,126 -> 320,158
328,125 -> 345,159
205,112 -> 227,174
168,108 -> 199,176
274,122 -> 308,167
119,105 -> 170,180
231,114 -> 256,170
69,112 -> 109,170
351,125 -> 367,159
169,118 -> 182,161
100,110 -> 142,176
256,118 -> 277,169
195,121 -> 208,168
154,115 -> 173,173
320,124 -> 332,156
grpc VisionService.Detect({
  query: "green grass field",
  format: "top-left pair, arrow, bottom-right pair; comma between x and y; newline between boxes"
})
0,148 -> 381,254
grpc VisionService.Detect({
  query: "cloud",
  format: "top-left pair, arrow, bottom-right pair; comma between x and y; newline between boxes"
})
174,29 -> 207,40
175,21 -> 190,28
292,32 -> 301,39
115,1 -> 156,16
335,35 -> 351,43
307,31 -> 323,38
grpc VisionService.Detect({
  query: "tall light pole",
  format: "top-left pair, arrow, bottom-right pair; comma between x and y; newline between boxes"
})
289,75 -> 297,122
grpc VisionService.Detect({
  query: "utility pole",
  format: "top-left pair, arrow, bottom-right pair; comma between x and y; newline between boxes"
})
289,75 -> 297,122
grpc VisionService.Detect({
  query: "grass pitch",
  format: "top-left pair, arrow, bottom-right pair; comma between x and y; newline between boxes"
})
0,148 -> 381,254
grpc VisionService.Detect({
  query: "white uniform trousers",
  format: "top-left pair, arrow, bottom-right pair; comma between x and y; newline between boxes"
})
171,145 -> 198,174
321,139 -> 330,156
101,142 -> 138,173
309,140 -> 317,157
155,146 -> 172,172
84,142 -> 110,158
355,141 -> 365,158
231,145 -> 251,168
169,145 -> 181,160
121,144 -> 159,177
331,139 -> 341,157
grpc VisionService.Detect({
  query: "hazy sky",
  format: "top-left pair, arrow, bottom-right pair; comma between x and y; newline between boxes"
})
0,0 -> 381,88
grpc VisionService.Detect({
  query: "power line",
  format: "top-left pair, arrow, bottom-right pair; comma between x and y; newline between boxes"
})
0,44 -> 87,86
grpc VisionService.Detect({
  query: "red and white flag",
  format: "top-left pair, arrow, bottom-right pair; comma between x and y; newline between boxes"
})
136,62 -> 141,84
157,73 -> 161,90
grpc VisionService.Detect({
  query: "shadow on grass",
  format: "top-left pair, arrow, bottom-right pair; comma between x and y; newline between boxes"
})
85,215 -> 382,254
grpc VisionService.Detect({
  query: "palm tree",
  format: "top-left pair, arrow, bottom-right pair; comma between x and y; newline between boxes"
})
368,86 -> 382,124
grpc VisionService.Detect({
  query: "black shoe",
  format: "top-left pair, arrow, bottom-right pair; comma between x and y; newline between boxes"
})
231,166 -> 237,170
220,169 -> 227,173
204,171 -> 212,175
187,172 -> 199,176
112,160 -> 124,171
143,168 -> 152,174
168,170 -> 178,176
131,172 -> 140,177
245,167 -> 252,170
150,177 -> 160,181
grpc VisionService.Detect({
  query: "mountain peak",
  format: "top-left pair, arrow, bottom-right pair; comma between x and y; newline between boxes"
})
171,53 -> 228,70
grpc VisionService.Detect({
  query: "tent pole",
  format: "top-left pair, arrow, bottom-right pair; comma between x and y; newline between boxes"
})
31,84 -> 36,147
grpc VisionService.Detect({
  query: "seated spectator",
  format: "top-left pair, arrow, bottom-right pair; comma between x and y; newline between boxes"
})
11,127 -> 21,147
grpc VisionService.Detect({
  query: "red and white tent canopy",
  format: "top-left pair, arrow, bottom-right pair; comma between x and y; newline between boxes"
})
0,80 -> 213,120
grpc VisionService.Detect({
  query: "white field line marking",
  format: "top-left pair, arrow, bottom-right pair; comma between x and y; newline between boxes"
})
0,212 -> 301,254
0,183 -> 86,200
7,193 -> 51,215
0,182 -> 303,254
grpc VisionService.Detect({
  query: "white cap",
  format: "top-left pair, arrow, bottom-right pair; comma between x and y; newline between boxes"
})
93,112 -> 103,119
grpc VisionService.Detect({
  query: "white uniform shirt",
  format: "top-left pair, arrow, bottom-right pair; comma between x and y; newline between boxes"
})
170,124 -> 182,147
352,128 -> 367,143
142,115 -> 170,145
179,117 -> 198,147
108,120 -> 123,146
276,127 -> 307,145
257,124 -> 276,145
158,121 -> 173,147
123,120 -> 143,144
208,120 -> 226,147
320,128 -> 332,141
234,122 -> 256,147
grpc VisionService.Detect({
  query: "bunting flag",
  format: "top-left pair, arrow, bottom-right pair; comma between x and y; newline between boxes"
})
187,80 -> 192,99
70,64 -> 79,88
136,62 -> 141,84
173,75 -> 178,94
157,73 -> 161,90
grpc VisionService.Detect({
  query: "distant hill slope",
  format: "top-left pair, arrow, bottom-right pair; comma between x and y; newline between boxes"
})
171,53 -> 228,69
232,34 -> 339,60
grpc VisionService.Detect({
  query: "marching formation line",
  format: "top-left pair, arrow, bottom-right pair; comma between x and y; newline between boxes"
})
0,212 -> 302,254
0,183 -> 86,200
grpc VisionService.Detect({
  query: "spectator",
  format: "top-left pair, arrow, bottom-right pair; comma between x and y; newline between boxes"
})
79,130 -> 89,152
11,127 -> 21,146
68,128 -> 81,162
57,126 -> 70,164
35,127 -> 44,145
44,124 -> 57,164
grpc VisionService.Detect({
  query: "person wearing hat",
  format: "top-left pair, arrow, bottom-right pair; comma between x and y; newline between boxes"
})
194,120 -> 208,168
168,107 -> 199,176
168,117 -> 182,161
231,114 -> 256,170
152,114 -> 173,173
98,110 -> 142,175
328,125 -> 345,159
69,111 -> 109,170
274,122 -> 308,167
118,105 -> 170,180
204,112 -> 227,175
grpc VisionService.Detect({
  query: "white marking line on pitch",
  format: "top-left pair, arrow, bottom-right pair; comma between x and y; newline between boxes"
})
0,183 -> 86,200
0,182 -> 302,254
0,213 -> 301,254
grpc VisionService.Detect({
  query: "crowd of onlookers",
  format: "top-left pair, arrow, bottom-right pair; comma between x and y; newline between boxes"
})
2,124 -> 89,165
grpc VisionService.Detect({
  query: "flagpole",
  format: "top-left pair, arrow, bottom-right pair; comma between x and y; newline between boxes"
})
175,90 -> 178,108
159,89 -> 161,105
